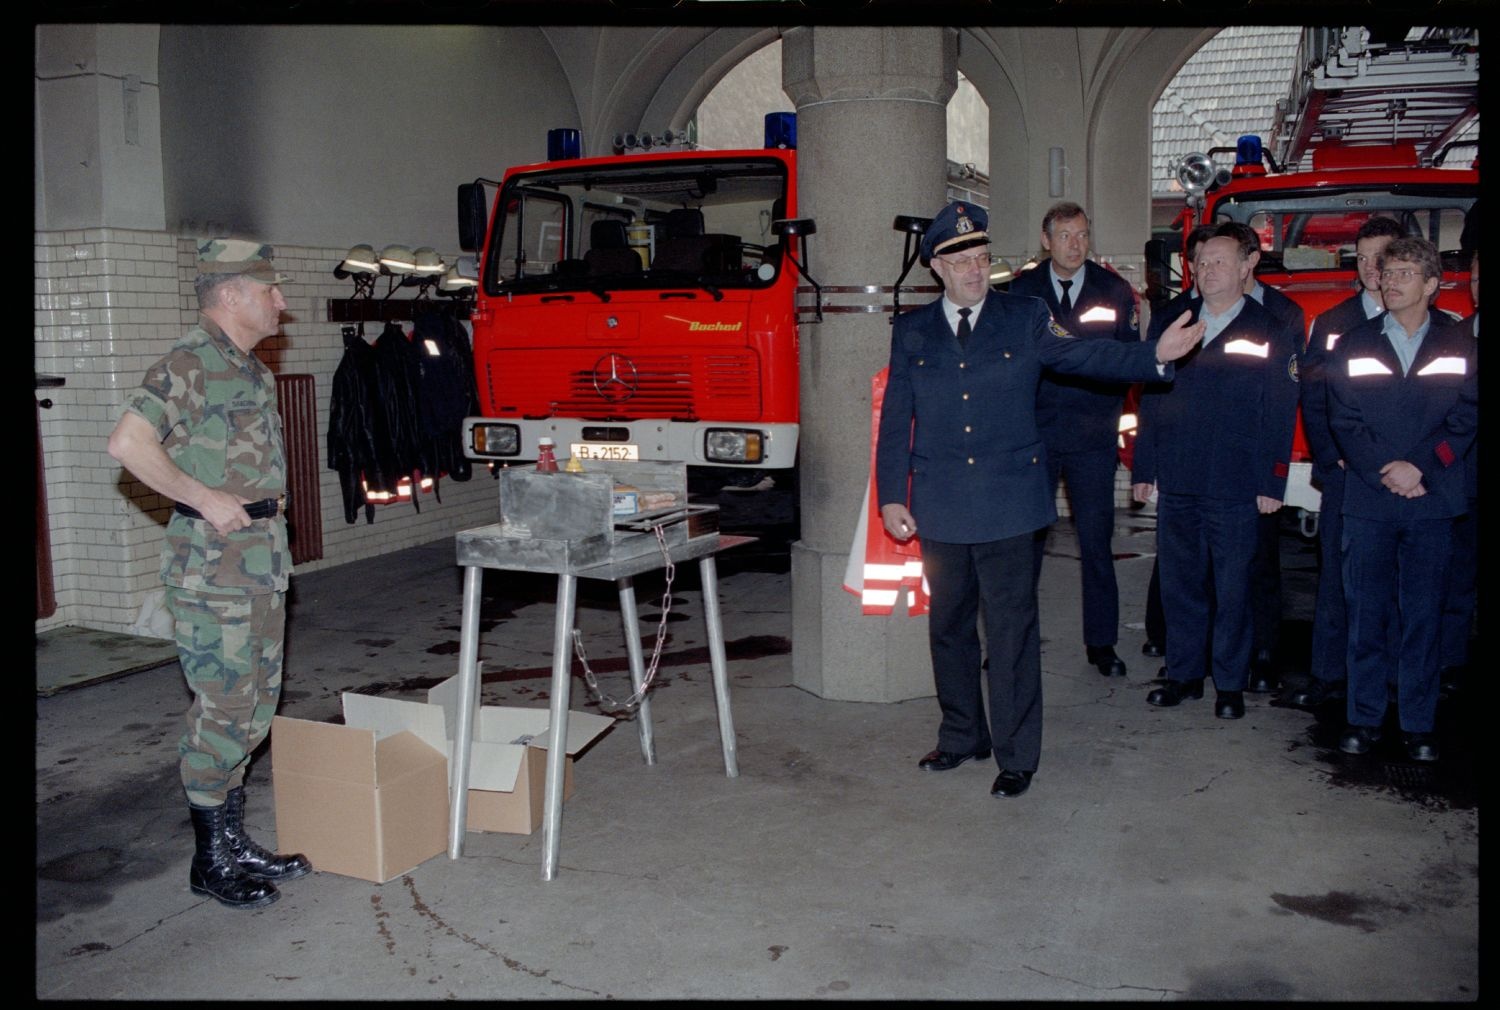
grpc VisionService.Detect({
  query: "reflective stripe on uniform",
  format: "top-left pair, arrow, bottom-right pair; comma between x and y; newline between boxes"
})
1347,357 -> 1394,377
1223,339 -> 1269,358
1415,356 -> 1468,376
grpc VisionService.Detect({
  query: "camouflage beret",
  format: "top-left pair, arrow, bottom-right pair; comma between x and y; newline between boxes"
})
196,238 -> 290,284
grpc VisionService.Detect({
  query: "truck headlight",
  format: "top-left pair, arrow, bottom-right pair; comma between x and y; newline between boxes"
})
472,423 -> 520,456
704,428 -> 764,464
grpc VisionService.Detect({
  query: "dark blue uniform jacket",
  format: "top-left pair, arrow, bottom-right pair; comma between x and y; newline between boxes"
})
876,291 -> 1169,544
1328,309 -> 1478,521
1302,292 -> 1372,468
1009,260 -> 1140,453
1259,282 -> 1307,335
1148,289 -> 1197,343
1132,295 -> 1301,502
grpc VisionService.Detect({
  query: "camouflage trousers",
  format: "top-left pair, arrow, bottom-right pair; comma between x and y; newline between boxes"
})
166,587 -> 286,807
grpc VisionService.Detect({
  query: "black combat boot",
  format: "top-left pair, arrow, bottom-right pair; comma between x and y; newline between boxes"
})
224,786 -> 312,882
189,803 -> 280,909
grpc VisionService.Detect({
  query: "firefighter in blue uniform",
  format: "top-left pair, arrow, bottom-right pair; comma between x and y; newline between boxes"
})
1438,247 -> 1479,697
1216,221 -> 1307,694
1327,236 -> 1477,762
1140,224 -> 1217,661
1131,233 -> 1301,720
1010,202 -> 1140,678
876,201 -> 1205,798
1286,215 -> 1405,707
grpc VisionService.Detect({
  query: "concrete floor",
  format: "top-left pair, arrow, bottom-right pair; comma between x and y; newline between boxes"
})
35,512 -> 1478,1000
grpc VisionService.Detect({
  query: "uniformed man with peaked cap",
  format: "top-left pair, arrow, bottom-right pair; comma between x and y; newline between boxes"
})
877,202 -> 1205,798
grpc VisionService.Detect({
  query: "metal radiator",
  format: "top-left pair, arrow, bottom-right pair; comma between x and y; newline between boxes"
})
275,373 -> 324,564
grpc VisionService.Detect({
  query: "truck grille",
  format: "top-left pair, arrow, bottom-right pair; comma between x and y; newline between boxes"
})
488,352 -> 761,420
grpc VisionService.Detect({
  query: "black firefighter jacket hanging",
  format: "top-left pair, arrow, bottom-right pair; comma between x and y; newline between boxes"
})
328,304 -> 478,524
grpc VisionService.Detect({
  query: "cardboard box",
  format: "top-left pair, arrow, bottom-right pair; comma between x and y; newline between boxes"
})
271,682 -> 616,882
465,743 -> 571,834
271,694 -> 451,883
425,675 -> 615,835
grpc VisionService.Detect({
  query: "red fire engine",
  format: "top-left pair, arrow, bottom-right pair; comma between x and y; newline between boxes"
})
455,118 -> 814,491
1146,26 -> 1478,519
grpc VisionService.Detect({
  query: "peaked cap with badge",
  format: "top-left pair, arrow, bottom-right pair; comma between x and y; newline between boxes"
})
921,202 -> 990,264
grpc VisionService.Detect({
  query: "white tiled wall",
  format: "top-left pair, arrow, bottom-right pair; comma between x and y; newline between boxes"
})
36,229 -> 501,635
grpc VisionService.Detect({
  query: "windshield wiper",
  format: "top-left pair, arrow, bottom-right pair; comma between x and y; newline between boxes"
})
645,269 -> 724,301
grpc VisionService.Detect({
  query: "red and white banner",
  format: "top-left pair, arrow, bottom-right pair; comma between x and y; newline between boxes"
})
842,368 -> 930,616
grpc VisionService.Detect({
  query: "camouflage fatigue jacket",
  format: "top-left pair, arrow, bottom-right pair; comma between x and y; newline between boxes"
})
125,316 -> 290,594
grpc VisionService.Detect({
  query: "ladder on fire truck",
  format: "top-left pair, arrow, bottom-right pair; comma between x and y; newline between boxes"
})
1269,26 -> 1479,170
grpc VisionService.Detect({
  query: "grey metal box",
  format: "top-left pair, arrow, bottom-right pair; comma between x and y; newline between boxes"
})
499,460 -> 687,541
455,461 -> 717,576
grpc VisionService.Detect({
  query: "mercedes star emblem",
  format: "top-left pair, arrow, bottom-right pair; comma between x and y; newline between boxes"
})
592,353 -> 639,403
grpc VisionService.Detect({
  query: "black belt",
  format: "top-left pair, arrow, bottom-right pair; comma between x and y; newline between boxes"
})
175,492 -> 288,521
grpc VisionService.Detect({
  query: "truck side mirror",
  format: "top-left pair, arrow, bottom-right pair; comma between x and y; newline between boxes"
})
771,219 -> 821,323
1143,237 -> 1177,312
457,183 -> 489,253
893,215 -> 931,236
771,217 -> 815,239
890,215 -> 933,319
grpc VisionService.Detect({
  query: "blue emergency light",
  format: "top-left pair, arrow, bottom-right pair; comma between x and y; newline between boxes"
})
1236,134 -> 1264,167
764,112 -> 796,150
548,128 -> 581,161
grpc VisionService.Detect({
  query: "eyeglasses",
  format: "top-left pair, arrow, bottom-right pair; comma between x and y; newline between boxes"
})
1379,267 -> 1422,282
939,251 -> 990,272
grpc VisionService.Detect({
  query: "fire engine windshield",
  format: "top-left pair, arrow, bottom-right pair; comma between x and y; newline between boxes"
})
482,157 -> 790,296
1211,183 -> 1476,276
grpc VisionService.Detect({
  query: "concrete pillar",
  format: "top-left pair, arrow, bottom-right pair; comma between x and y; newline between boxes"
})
35,24 -> 165,231
783,26 -> 955,702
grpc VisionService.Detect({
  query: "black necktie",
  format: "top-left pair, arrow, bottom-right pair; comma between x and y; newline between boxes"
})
1059,278 -> 1073,314
956,307 -> 972,349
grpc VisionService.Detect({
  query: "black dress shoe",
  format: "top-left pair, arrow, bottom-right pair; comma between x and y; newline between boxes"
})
1141,639 -> 1165,658
990,769 -> 1033,798
1214,690 -> 1245,720
1338,725 -> 1383,755
1146,678 -> 1204,707
1086,646 -> 1127,678
1403,733 -> 1439,763
1285,678 -> 1345,707
918,748 -> 990,771
1246,655 -> 1279,694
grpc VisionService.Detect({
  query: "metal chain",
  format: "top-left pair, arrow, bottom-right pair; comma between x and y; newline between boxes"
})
573,523 -> 676,714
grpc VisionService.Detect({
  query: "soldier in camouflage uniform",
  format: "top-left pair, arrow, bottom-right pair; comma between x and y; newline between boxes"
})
108,239 -> 312,909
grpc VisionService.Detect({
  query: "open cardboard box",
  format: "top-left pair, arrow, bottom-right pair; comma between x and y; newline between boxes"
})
271,693 -> 450,883
272,677 -> 615,882
425,675 -> 616,835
